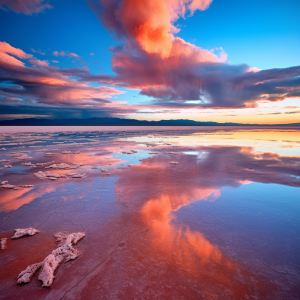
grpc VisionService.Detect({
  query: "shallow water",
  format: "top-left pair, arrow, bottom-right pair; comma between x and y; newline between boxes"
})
0,127 -> 299,299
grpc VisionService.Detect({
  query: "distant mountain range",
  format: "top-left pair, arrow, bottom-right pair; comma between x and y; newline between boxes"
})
0,117 -> 299,126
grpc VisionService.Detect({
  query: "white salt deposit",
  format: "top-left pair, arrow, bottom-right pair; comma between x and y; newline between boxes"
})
34,171 -> 66,180
45,162 -> 83,169
12,228 -> 39,239
17,232 -> 85,287
1,238 -> 7,250
2,184 -> 15,189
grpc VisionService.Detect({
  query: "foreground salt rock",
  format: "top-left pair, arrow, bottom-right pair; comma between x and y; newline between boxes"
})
12,228 -> 40,239
1,238 -> 7,250
17,232 -> 85,287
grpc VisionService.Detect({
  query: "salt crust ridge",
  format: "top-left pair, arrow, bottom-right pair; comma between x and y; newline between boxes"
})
12,228 -> 40,239
17,232 -> 85,287
34,171 -> 86,180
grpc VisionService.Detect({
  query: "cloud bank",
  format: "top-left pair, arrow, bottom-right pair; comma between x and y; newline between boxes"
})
0,41 -> 138,119
87,0 -> 300,109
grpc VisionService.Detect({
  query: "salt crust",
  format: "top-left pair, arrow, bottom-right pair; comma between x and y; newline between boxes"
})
169,161 -> 179,165
45,162 -> 83,169
17,232 -> 85,287
12,228 -> 40,239
34,171 -> 85,180
1,238 -> 7,250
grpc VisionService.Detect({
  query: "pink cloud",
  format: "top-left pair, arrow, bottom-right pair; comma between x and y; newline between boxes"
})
0,41 -> 32,67
0,41 -> 139,116
28,59 -> 49,67
87,0 -> 300,109
90,52 -> 95,56
0,0 -> 52,15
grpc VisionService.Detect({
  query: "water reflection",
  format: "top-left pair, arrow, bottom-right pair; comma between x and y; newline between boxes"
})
0,128 -> 299,299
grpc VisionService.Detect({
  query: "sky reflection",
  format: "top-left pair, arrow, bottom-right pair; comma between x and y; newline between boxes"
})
0,128 -> 299,299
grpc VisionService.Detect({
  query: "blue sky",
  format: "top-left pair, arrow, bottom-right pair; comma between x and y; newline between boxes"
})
0,0 -> 299,123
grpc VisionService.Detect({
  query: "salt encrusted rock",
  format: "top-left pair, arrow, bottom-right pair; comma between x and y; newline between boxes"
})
54,232 -> 85,246
4,165 -> 12,168
62,150 -> 72,154
1,148 -> 6,150
1,238 -> 8,250
36,161 -> 54,166
12,228 -> 40,239
66,172 -> 86,178
19,185 -> 33,188
2,184 -> 15,189
91,166 -> 98,169
169,161 -> 179,165
17,262 -> 43,284
17,154 -> 33,160
100,168 -> 107,172
17,232 -> 85,287
1,181 -> 8,184
0,159 -> 10,163
21,162 -> 35,167
45,163 -> 83,169
34,171 -> 67,180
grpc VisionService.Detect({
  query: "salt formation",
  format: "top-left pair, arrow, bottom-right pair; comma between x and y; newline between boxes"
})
1,181 -> 8,184
169,161 -> 179,165
17,154 -> 33,160
34,171 -> 67,180
36,161 -> 54,166
1,238 -> 8,250
1,184 -> 15,189
45,162 -> 83,169
66,172 -> 86,178
21,162 -> 35,167
17,232 -> 85,287
34,171 -> 85,180
62,151 -> 80,154
4,165 -> 12,168
12,228 -> 39,239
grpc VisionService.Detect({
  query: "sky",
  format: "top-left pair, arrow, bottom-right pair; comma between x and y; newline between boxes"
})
0,0 -> 299,124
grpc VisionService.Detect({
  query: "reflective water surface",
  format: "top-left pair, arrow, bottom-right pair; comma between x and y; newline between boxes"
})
0,127 -> 299,299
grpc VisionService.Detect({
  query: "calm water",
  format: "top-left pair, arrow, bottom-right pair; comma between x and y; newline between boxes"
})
0,127 -> 299,299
